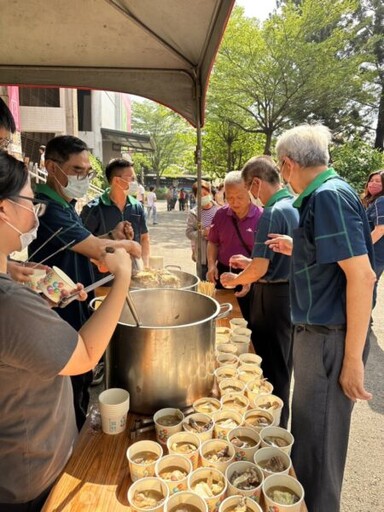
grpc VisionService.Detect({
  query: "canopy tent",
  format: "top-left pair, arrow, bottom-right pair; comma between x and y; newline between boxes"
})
0,0 -> 236,272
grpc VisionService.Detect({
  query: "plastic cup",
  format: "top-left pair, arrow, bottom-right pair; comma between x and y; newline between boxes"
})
227,427 -> 261,462
253,394 -> 284,426
262,474 -> 305,512
253,446 -> 292,478
216,353 -> 239,368
215,366 -> 238,384
126,440 -> 163,482
237,365 -> 263,384
38,265 -> 76,303
216,343 -> 238,356
98,388 -> 130,435
128,476 -> 169,512
232,327 -> 252,339
182,413 -> 215,442
229,335 -> 250,355
239,353 -> 262,367
24,269 -> 47,293
225,461 -> 264,502
167,432 -> 201,470
165,490 -> 208,512
212,410 -> 243,440
188,467 -> 227,512
218,378 -> 246,397
221,272 -> 237,289
246,379 -> 274,403
153,408 -> 184,445
193,397 -> 222,418
260,426 -> 294,455
199,439 -> 236,473
155,454 -> 193,495
220,393 -> 249,415
219,495 -> 263,512
229,317 -> 248,331
243,409 -> 275,433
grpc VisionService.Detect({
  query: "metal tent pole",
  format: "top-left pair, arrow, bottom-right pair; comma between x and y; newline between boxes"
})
195,82 -> 203,279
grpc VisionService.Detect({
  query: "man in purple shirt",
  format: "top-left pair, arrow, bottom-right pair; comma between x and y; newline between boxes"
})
207,170 -> 263,320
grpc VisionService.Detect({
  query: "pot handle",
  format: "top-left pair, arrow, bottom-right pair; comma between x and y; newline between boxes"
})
88,296 -> 105,312
217,302 -> 233,319
165,264 -> 182,270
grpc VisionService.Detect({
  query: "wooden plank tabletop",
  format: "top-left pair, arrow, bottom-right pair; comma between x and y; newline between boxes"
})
42,289 -> 307,512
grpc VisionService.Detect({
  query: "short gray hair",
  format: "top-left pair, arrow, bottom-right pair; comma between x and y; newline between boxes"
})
224,170 -> 244,187
242,156 -> 280,186
276,124 -> 332,168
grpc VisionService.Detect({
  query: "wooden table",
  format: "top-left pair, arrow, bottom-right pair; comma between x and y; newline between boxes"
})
42,290 -> 307,511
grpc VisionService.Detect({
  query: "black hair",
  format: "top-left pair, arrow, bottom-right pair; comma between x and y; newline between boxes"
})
0,98 -> 16,133
0,152 -> 28,199
105,158 -> 134,183
242,156 -> 281,187
45,135 -> 88,164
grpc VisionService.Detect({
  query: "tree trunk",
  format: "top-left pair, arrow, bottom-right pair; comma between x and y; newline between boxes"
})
226,140 -> 232,172
263,131 -> 273,155
374,82 -> 384,152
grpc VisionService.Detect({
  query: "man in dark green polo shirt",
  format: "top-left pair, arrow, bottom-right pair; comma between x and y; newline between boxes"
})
81,158 -> 150,270
220,156 -> 299,428
268,124 -> 375,512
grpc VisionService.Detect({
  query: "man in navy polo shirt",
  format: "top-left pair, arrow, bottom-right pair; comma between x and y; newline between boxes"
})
30,136 -> 141,430
81,158 -> 150,271
221,156 -> 299,428
269,124 -> 375,512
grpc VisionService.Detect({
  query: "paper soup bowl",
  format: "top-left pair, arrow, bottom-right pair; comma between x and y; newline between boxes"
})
238,354 -> 262,367
154,408 -> 185,446
98,387 -> 130,435
237,365 -> 263,384
38,266 -> 76,303
128,476 -> 169,512
229,335 -> 250,355
260,426 -> 294,455
24,268 -> 47,293
188,467 -> 227,512
167,432 -> 201,470
200,439 -> 236,473
243,409 -> 274,433
127,440 -> 163,482
216,343 -> 238,357
219,495 -> 263,512
253,446 -> 292,478
212,410 -> 243,440
216,353 -> 239,369
246,379 -> 274,402
231,327 -> 252,339
229,318 -> 248,331
155,454 -> 193,495
220,393 -> 249,415
219,378 -> 246,397
262,474 -> 304,512
165,490 -> 208,512
225,461 -> 264,501
215,366 -> 238,384
193,397 -> 222,418
182,413 -> 214,442
253,395 -> 284,426
216,327 -> 232,345
227,427 -> 261,462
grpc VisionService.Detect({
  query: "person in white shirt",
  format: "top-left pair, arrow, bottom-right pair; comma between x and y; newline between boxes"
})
136,177 -> 145,205
146,186 -> 158,224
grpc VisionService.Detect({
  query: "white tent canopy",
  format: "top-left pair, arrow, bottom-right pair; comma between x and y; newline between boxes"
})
0,0 -> 235,127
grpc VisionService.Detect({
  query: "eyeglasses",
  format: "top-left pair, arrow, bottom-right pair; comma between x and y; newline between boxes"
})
53,160 -> 96,181
0,137 -> 12,150
10,195 -> 48,217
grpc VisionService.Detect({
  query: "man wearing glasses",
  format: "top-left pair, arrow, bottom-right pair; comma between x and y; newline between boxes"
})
29,135 -> 141,431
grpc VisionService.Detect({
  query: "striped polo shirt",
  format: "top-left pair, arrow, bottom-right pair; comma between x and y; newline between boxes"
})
290,168 -> 374,325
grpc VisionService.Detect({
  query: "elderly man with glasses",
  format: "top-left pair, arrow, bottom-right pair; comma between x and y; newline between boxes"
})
29,135 -> 141,431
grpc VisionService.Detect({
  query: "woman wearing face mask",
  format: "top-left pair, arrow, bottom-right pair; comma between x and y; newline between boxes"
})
362,170 -> 384,282
185,180 -> 219,280
0,152 -> 133,511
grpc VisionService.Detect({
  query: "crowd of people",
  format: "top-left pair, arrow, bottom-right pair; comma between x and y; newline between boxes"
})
0,95 -> 382,512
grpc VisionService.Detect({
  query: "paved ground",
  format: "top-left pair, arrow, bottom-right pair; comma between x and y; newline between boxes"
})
96,200 -> 384,511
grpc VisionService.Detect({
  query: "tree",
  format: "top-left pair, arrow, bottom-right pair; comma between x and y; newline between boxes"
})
131,100 -> 195,186
208,1 -> 369,153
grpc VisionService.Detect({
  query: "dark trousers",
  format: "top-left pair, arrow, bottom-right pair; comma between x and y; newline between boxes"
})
216,261 -> 251,322
248,282 -> 293,428
0,485 -> 52,512
71,370 -> 93,431
291,325 -> 371,512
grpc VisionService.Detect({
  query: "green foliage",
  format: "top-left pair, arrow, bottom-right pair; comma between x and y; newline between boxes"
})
331,139 -> 384,192
89,153 -> 106,189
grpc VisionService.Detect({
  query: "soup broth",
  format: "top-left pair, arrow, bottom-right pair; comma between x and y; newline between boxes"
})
159,466 -> 188,481
267,485 -> 300,505
157,414 -> 182,426
132,490 -> 165,509
132,451 -> 159,465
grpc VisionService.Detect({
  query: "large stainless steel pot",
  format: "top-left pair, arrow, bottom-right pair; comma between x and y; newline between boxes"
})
131,265 -> 200,292
91,289 -> 231,414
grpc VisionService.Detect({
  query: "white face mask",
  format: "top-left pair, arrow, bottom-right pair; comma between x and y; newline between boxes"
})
201,194 -> 212,207
61,174 -> 90,199
128,181 -> 139,196
5,202 -> 39,251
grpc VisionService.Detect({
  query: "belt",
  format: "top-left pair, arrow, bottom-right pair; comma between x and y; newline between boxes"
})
258,279 -> 289,284
295,324 -> 346,334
